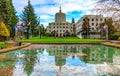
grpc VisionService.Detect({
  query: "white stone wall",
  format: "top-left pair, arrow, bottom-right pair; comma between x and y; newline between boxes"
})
76,15 -> 108,38
55,13 -> 66,23
46,22 -> 74,36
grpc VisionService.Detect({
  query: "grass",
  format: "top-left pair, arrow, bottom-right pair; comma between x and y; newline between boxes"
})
0,42 -> 8,49
0,42 -> 4,45
20,36 -> 105,43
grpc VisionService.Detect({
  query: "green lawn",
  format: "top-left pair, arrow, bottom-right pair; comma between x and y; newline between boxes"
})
0,42 -> 7,49
0,42 -> 4,45
20,36 -> 105,43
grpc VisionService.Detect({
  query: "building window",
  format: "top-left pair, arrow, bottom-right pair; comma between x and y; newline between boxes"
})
92,23 -> 94,25
96,19 -> 98,21
100,19 -> 102,21
54,26 -> 55,28
66,26 -> 68,28
92,19 -> 94,21
63,26 -> 65,28
105,19 -> 106,21
96,23 -> 98,26
83,19 -> 85,21
49,27 -> 51,28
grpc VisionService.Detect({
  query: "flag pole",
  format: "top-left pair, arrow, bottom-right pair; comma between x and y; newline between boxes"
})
106,25 -> 108,40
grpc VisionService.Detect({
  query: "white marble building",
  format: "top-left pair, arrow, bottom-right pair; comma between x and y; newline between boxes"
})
46,7 -> 75,37
76,15 -> 108,39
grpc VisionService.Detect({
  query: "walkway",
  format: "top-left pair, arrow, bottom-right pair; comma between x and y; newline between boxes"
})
102,41 -> 120,48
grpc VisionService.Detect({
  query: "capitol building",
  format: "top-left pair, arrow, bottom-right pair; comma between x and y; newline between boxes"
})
46,6 -> 75,37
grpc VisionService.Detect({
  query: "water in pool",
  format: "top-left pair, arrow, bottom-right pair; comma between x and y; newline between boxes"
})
0,44 -> 120,76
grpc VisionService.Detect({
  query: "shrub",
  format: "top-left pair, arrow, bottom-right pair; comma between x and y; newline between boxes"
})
109,34 -> 119,40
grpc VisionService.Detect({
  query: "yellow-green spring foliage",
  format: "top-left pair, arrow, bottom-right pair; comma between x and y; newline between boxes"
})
0,22 -> 10,36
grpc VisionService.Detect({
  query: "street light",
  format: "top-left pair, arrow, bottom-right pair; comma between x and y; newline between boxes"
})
37,16 -> 41,39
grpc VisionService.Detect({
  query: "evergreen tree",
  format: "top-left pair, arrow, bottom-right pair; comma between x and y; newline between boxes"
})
71,17 -> 76,36
82,17 -> 90,38
0,0 -> 18,38
71,17 -> 75,23
40,24 -> 45,36
20,0 -> 37,38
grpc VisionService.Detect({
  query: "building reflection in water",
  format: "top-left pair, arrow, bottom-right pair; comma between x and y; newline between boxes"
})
3,44 -> 120,76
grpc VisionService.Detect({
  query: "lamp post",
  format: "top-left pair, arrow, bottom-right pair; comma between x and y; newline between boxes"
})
38,16 -> 41,39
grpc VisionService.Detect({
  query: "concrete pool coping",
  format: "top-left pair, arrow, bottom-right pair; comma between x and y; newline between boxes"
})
0,43 -> 31,54
101,41 -> 120,48
0,41 -> 120,54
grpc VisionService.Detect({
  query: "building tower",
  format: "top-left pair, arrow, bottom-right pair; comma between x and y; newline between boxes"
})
55,6 -> 66,23
46,6 -> 75,37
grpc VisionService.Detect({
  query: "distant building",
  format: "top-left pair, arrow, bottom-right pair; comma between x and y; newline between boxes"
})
76,15 -> 109,39
46,6 -> 75,37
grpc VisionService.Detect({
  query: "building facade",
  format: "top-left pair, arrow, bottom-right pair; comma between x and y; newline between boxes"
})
46,7 -> 75,37
76,15 -> 108,39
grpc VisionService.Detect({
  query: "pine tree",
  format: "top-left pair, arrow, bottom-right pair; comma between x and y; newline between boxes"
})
71,17 -> 76,36
0,0 -> 18,38
71,17 -> 75,23
20,0 -> 37,38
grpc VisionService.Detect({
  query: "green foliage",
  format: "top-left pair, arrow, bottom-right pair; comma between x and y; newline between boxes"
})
82,17 -> 90,31
0,42 -> 10,49
82,17 -> 91,38
20,0 -> 38,36
0,22 -> 10,37
104,18 -> 116,40
0,42 -> 4,45
0,0 -> 18,38
109,33 -> 119,40
118,37 -> 120,40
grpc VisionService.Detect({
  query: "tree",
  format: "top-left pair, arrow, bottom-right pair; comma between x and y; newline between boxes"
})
0,0 -> 18,38
71,18 -> 76,36
82,17 -> 90,38
95,0 -> 120,22
0,22 -> 10,41
71,17 -> 75,23
104,18 -> 118,39
20,0 -> 37,39
40,24 -> 45,36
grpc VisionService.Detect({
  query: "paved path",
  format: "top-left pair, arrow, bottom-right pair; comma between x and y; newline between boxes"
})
102,41 -> 120,48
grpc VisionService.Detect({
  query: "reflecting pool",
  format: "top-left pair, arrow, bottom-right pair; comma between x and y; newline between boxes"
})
0,44 -> 120,76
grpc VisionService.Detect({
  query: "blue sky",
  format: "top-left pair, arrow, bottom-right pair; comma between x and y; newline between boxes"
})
12,0 -> 97,27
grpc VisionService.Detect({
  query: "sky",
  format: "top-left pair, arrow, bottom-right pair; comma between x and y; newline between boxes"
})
12,0 -> 98,28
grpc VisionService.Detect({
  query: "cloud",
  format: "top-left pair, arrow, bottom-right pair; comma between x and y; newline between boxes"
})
12,0 -> 97,27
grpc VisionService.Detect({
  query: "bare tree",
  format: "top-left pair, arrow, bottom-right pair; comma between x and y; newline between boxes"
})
94,0 -> 120,22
